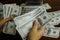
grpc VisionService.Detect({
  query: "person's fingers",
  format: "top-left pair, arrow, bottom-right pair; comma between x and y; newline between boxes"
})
9,16 -> 14,19
32,19 -> 39,30
39,26 -> 46,34
7,16 -> 14,20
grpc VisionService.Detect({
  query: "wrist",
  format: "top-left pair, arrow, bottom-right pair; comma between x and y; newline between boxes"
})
5,17 -> 13,22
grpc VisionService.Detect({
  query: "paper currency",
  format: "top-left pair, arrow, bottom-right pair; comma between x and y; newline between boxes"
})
3,21 -> 16,35
14,6 -> 46,27
14,6 -> 60,40
3,4 -> 22,35
21,3 -> 51,14
44,27 -> 60,38
14,7 -> 49,40
47,11 -> 60,25
2,3 -> 60,39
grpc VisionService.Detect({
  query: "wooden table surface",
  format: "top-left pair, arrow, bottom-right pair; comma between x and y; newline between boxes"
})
44,0 -> 60,12
0,0 -> 60,40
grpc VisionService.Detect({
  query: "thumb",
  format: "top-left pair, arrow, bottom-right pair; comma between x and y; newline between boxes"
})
39,26 -> 46,34
32,19 -> 38,30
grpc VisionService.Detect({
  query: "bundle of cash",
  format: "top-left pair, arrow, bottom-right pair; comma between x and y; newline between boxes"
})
44,11 -> 60,38
44,27 -> 60,38
1,2 -> 60,40
14,3 -> 60,40
21,3 -> 51,15
14,3 -> 53,40
2,4 -> 22,35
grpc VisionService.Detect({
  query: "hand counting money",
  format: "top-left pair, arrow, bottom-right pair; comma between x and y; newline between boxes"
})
14,6 -> 52,40
1,3 -> 60,40
3,4 -> 22,35
14,4 -> 60,40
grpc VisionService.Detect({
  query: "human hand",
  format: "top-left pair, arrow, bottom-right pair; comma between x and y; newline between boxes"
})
28,20 -> 45,40
6,16 -> 14,21
0,16 -> 14,33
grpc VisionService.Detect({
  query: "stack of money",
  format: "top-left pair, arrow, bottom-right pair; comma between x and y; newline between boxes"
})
14,3 -> 60,40
2,3 -> 22,35
0,2 -> 60,40
21,3 -> 51,15
14,3 -> 54,40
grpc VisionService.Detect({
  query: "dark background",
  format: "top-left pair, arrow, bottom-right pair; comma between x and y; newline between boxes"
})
0,0 -> 60,40
0,0 -> 60,11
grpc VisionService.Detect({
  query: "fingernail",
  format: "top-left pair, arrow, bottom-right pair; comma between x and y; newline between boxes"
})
35,19 -> 38,22
33,19 -> 37,25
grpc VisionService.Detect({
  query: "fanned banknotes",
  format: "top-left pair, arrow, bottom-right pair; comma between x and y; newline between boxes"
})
1,3 -> 60,40
14,3 -> 60,40
3,4 -> 22,35
14,6 -> 52,40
